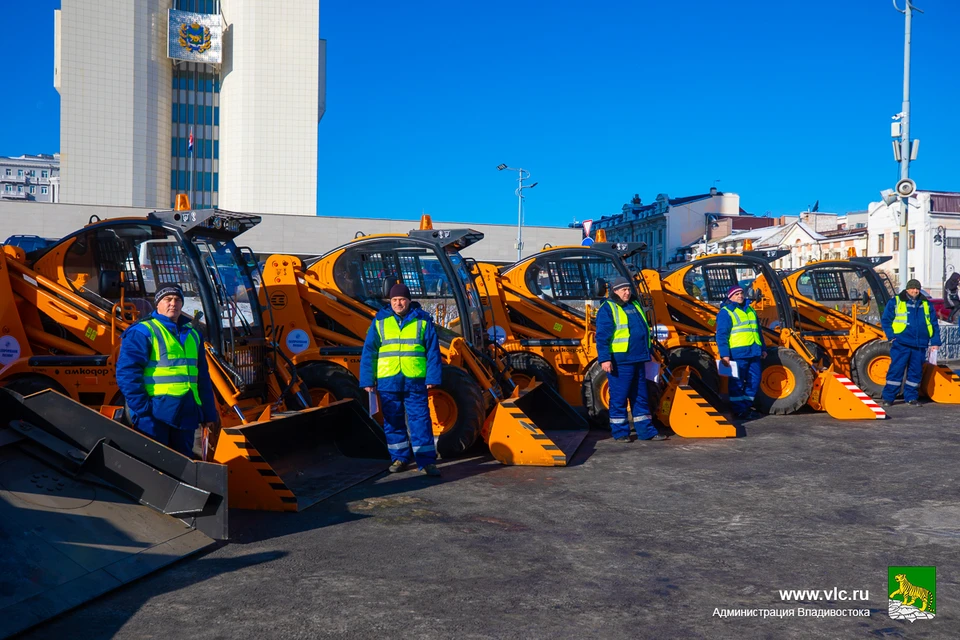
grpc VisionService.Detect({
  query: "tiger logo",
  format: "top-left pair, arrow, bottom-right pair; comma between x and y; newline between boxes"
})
890,574 -> 935,613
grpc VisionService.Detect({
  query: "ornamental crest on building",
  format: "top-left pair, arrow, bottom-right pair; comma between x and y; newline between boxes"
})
179,22 -> 212,54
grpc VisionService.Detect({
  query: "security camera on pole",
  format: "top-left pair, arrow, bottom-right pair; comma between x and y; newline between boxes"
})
497,164 -> 538,261
888,0 -> 923,289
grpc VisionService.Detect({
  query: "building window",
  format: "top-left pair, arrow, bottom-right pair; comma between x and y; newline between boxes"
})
878,235 -> 885,253
893,232 -> 899,251
910,267 -> 915,280
17,170 -> 23,177
4,169 -> 9,175
29,186 -> 35,194
3,185 -> 10,192
41,186 -> 48,194
41,170 -> 48,178
909,230 -> 915,249
17,185 -> 23,193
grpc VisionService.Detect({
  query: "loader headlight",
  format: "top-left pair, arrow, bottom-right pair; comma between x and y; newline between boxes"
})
654,324 -> 670,341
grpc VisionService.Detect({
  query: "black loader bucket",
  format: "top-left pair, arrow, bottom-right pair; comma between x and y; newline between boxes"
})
486,381 -> 589,465
214,399 -> 389,512
0,388 -> 228,639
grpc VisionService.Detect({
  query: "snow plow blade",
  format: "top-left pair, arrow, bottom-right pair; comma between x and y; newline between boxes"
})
214,399 -> 389,512
658,366 -> 737,438
483,381 -> 589,466
920,363 -> 960,404
811,372 -> 886,420
0,388 -> 227,639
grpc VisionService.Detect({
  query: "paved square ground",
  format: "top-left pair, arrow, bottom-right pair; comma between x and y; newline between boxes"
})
20,402 -> 960,639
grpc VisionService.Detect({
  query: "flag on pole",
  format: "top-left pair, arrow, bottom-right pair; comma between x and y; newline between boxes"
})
811,200 -> 819,212
188,129 -> 194,156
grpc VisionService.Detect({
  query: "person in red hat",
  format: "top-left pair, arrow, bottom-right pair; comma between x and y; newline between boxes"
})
360,282 -> 443,476
715,284 -> 766,419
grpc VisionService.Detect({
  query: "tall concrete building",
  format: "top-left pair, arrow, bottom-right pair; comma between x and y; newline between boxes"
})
54,0 -> 324,214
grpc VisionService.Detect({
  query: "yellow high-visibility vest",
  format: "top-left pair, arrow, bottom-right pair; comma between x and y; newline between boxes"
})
891,298 -> 933,337
604,300 -> 651,353
376,316 -> 428,378
141,318 -> 202,404
723,306 -> 762,349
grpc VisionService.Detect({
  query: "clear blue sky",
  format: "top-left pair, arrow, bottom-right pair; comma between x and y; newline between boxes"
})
2,1 -> 959,225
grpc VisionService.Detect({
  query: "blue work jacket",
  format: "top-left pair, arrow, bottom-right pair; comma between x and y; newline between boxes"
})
881,292 -> 942,349
359,303 -> 443,391
715,299 -> 766,360
595,296 -> 651,365
116,312 -> 219,432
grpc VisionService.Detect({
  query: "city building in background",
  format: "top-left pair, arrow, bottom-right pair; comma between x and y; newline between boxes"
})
54,0 -> 324,214
868,190 -> 960,295
0,154 -> 60,203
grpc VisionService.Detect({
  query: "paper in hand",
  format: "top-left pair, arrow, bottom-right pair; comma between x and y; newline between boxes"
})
368,392 -> 380,416
717,359 -> 739,379
928,349 -> 939,366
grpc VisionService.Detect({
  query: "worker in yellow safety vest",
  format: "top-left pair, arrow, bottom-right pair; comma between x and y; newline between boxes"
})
595,276 -> 668,442
360,283 -> 444,476
715,285 -> 767,419
880,279 -> 941,406
116,284 -> 219,457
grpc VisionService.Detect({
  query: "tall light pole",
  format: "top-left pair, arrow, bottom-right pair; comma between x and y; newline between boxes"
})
934,225 -> 947,291
498,164 -> 538,261
893,0 -> 923,288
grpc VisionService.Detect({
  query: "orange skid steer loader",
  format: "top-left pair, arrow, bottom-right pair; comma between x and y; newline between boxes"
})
259,216 -> 589,466
781,252 -> 960,403
0,202 -> 388,513
472,241 -> 737,438
638,245 -> 885,420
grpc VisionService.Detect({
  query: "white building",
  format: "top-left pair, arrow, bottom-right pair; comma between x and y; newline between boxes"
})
54,0 -> 324,214
867,190 -> 960,296
1,155 -> 60,203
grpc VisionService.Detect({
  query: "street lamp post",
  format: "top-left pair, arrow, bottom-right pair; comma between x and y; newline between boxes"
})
893,0 -> 922,289
934,225 -> 947,290
497,164 -> 538,261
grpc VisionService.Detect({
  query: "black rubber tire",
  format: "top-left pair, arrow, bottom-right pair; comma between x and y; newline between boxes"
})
666,347 -> 721,391
756,347 -> 815,415
295,360 -> 366,407
432,365 -> 484,459
851,339 -> 893,399
803,339 -> 833,370
505,351 -> 559,391
1,374 -> 68,397
581,360 -> 609,427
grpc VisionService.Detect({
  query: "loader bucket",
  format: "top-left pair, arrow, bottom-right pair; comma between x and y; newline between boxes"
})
484,381 -> 589,466
0,388 -> 227,639
920,363 -> 960,404
810,372 -> 886,420
659,367 -> 738,438
215,399 -> 389,512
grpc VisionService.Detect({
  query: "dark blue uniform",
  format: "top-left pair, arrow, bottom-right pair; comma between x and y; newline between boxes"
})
116,312 -> 218,457
595,297 -> 658,440
881,293 -> 941,403
715,299 -> 765,415
360,303 -> 443,468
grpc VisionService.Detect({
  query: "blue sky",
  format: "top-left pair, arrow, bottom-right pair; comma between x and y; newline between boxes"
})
2,1 -> 958,225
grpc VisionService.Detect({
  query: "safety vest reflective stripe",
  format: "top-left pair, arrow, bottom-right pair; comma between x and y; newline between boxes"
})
723,306 -> 761,349
376,317 -> 427,378
142,319 -> 202,404
605,300 -> 651,353
891,299 -> 933,337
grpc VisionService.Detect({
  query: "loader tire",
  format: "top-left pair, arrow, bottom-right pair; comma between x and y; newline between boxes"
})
851,339 -> 892,399
296,361 -> 366,407
582,361 -> 610,427
581,362 -> 663,429
1,374 -> 68,397
666,347 -> 721,400
430,365 -> 483,459
756,347 -> 814,415
505,351 -> 558,391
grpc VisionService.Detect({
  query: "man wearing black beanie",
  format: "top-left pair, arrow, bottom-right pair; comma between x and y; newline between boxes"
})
360,281 -> 443,476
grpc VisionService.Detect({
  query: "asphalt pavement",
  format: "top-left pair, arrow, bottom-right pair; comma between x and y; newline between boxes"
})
19,401 -> 960,639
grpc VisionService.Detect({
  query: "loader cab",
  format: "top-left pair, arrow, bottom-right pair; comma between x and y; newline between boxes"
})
505,244 -> 648,320
781,257 -> 894,326
323,232 -> 486,347
49,209 -> 268,395
668,253 -> 794,334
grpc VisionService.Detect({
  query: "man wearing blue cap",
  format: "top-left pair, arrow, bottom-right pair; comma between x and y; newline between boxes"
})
716,284 -> 766,419
595,276 -> 667,442
360,282 -> 444,476
116,284 -> 219,457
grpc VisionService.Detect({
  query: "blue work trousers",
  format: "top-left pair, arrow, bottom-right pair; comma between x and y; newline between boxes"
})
882,342 -> 925,403
729,357 -> 762,415
136,419 -> 196,458
380,389 -> 437,468
607,361 -> 658,440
